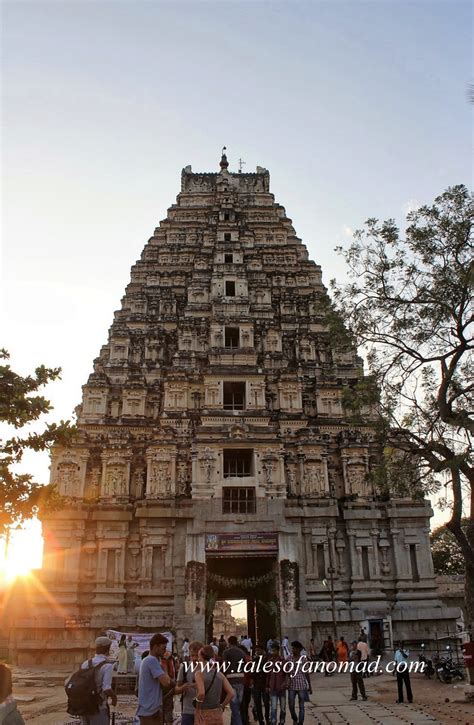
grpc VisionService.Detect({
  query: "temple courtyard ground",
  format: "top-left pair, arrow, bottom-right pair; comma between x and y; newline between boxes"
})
9,663 -> 474,725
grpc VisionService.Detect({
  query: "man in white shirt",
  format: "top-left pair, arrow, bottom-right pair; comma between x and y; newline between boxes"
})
356,638 -> 369,678
181,638 -> 190,661
78,636 -> 117,725
394,642 -> 413,703
242,635 -> 253,655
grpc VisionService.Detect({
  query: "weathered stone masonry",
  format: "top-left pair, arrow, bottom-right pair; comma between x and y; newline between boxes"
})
5,155 -> 458,664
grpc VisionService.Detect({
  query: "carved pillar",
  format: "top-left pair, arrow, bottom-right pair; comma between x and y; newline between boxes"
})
170,450 -> 177,496
65,530 -> 84,583
347,531 -> 358,580
98,545 -> 108,581
328,528 -> 337,578
115,546 -> 125,585
371,529 -> 380,578
302,528 -> 313,573
82,542 -> 97,581
297,453 -> 305,496
391,528 -> 402,581
379,535 -> 390,575
335,532 -> 346,575
355,546 -> 362,579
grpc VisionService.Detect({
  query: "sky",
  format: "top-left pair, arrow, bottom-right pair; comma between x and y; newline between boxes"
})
1,0 -> 472,540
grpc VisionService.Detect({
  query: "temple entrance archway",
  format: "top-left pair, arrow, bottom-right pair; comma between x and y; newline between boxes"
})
204,531 -> 280,646
205,554 -> 280,645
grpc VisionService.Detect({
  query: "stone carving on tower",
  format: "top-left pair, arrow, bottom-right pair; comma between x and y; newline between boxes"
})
10,151 -> 455,666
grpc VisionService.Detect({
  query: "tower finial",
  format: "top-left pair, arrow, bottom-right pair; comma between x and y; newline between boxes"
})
220,146 -> 229,170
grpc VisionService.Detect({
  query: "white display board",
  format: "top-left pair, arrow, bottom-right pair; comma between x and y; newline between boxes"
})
106,629 -> 174,657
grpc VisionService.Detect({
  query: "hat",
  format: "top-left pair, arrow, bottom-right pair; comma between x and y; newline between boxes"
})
95,636 -> 113,648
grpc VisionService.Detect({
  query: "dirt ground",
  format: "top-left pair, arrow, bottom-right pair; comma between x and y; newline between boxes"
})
10,665 -> 138,724
8,664 -> 474,724
364,669 -> 474,724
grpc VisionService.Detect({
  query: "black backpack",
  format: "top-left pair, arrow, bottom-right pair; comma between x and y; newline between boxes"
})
65,659 -> 107,716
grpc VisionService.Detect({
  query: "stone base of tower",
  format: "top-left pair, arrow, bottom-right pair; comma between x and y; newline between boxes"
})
2,497 -> 461,665
4,596 -> 459,667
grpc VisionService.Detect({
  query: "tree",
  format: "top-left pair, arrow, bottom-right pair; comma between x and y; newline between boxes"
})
0,349 -> 74,531
430,522 -> 466,576
329,185 -> 473,622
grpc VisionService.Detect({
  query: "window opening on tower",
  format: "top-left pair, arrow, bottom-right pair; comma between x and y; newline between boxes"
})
223,382 -> 246,410
224,327 -> 240,348
223,449 -> 253,477
222,487 -> 256,514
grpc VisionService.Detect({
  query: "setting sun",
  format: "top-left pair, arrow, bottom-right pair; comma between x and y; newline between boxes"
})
0,518 -> 44,584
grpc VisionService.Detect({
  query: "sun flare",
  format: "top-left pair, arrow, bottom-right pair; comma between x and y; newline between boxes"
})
0,519 -> 44,584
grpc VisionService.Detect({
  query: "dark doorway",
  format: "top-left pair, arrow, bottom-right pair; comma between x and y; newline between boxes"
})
368,619 -> 384,654
225,280 -> 236,296
206,555 -> 279,646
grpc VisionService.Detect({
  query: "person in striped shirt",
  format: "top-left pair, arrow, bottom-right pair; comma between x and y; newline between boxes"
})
287,641 -> 312,724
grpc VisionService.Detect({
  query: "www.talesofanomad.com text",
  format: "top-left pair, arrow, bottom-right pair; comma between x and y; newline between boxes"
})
182,656 -> 426,677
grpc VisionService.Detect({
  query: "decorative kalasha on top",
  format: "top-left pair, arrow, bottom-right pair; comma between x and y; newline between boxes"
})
219,146 -> 229,170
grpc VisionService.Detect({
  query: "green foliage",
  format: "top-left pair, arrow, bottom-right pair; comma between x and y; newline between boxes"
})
341,376 -> 380,423
329,185 -> 474,608
205,590 -> 219,625
0,349 -> 75,530
431,521 -> 467,575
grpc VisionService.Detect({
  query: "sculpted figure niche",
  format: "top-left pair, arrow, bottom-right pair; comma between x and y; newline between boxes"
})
87,467 -> 101,500
104,465 -> 127,498
147,453 -> 172,499
176,461 -> 189,495
133,469 -> 146,499
346,464 -> 370,497
199,447 -> 216,485
56,460 -> 81,498
286,465 -> 297,496
302,463 -> 326,497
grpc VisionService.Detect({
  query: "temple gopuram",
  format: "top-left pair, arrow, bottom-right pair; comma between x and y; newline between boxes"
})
5,154 -> 459,664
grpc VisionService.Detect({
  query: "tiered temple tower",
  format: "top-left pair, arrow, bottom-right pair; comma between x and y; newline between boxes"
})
7,154 -> 458,664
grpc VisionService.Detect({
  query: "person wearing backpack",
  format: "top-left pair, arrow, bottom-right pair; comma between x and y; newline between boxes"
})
65,635 -> 117,724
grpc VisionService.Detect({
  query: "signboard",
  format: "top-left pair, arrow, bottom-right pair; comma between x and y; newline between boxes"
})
106,630 -> 174,657
205,532 -> 278,553
65,618 -> 91,629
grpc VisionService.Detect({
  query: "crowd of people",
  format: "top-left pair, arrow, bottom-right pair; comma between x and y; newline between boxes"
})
0,629 -> 416,725
175,635 -> 312,725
